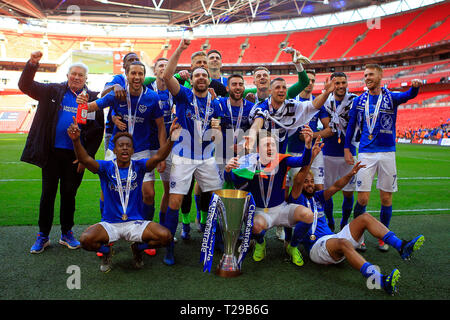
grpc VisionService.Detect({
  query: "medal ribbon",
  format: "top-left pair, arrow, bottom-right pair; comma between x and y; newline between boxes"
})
226,98 -> 244,144
257,161 -> 275,211
113,159 -> 133,219
192,91 -> 212,141
125,80 -> 144,135
306,197 -> 318,237
364,91 -> 383,139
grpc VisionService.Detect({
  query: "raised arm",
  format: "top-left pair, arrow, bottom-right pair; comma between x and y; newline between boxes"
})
287,70 -> 310,99
74,92 -> 100,112
392,80 -> 421,105
68,117 -> 99,173
286,126 -> 315,169
18,51 -> 53,101
163,39 -> 191,96
290,137 -> 324,200
311,77 -> 335,110
284,48 -> 310,99
323,161 -> 365,201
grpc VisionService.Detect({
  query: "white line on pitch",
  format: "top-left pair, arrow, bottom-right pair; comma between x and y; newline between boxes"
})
334,208 -> 450,213
1,177 -> 449,182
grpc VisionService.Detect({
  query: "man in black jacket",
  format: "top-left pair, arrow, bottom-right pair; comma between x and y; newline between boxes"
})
19,51 -> 104,253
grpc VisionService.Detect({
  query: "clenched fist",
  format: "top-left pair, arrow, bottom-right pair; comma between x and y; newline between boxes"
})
30,51 -> 43,65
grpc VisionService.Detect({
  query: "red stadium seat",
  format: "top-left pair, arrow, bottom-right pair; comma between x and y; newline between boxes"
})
314,22 -> 367,60
207,36 -> 248,64
346,10 -> 419,57
241,33 -> 287,64
278,28 -> 330,62
379,2 -> 450,53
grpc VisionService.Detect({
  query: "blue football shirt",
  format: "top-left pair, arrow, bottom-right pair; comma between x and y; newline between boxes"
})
172,86 -> 222,160
54,89 -> 80,150
288,190 -> 334,253
97,159 -> 148,223
95,87 -> 163,153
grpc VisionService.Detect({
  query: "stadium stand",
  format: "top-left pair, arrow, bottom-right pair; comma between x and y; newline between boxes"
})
162,38 -> 207,65
278,28 -> 330,62
0,1 -> 448,134
396,106 -> 450,139
207,36 -> 248,64
313,22 -> 368,60
379,2 -> 450,54
345,10 -> 419,57
241,33 -> 287,64
0,109 -> 29,133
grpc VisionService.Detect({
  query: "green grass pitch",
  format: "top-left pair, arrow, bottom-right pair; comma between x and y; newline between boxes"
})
0,133 -> 449,301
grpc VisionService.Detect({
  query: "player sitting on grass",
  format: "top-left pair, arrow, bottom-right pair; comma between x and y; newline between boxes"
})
288,144 -> 425,295
67,116 -> 180,272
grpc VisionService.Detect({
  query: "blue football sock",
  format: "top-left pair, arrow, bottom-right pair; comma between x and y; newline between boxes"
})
137,243 -> 150,251
324,197 -> 334,227
353,202 -> 366,219
382,231 -> 403,251
142,203 -> 155,221
98,244 -> 110,254
164,207 -> 180,237
284,227 -> 292,242
99,199 -> 104,215
159,211 -> 166,225
341,195 -> 354,228
290,221 -> 312,247
253,230 -> 266,244
360,262 -> 384,287
380,205 -> 392,228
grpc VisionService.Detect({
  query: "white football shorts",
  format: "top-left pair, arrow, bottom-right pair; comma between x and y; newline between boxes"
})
149,150 -> 172,182
169,155 -> 223,195
99,220 -> 150,243
355,152 -> 398,193
323,155 -> 357,192
309,224 -> 364,265
255,202 -> 301,229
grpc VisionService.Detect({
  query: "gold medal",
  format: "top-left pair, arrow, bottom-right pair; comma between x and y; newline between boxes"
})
338,137 -> 341,144
368,134 -> 373,140
310,234 -> 316,241
264,207 -> 269,213
122,214 -> 128,221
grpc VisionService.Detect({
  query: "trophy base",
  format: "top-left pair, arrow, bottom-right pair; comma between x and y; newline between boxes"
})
216,266 -> 242,278
216,254 -> 242,278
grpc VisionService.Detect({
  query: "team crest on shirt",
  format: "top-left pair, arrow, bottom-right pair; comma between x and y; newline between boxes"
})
138,104 -> 147,114
380,113 -> 393,130
111,170 -> 138,183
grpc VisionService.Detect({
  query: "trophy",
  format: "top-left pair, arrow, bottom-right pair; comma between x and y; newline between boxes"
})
215,189 -> 250,278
